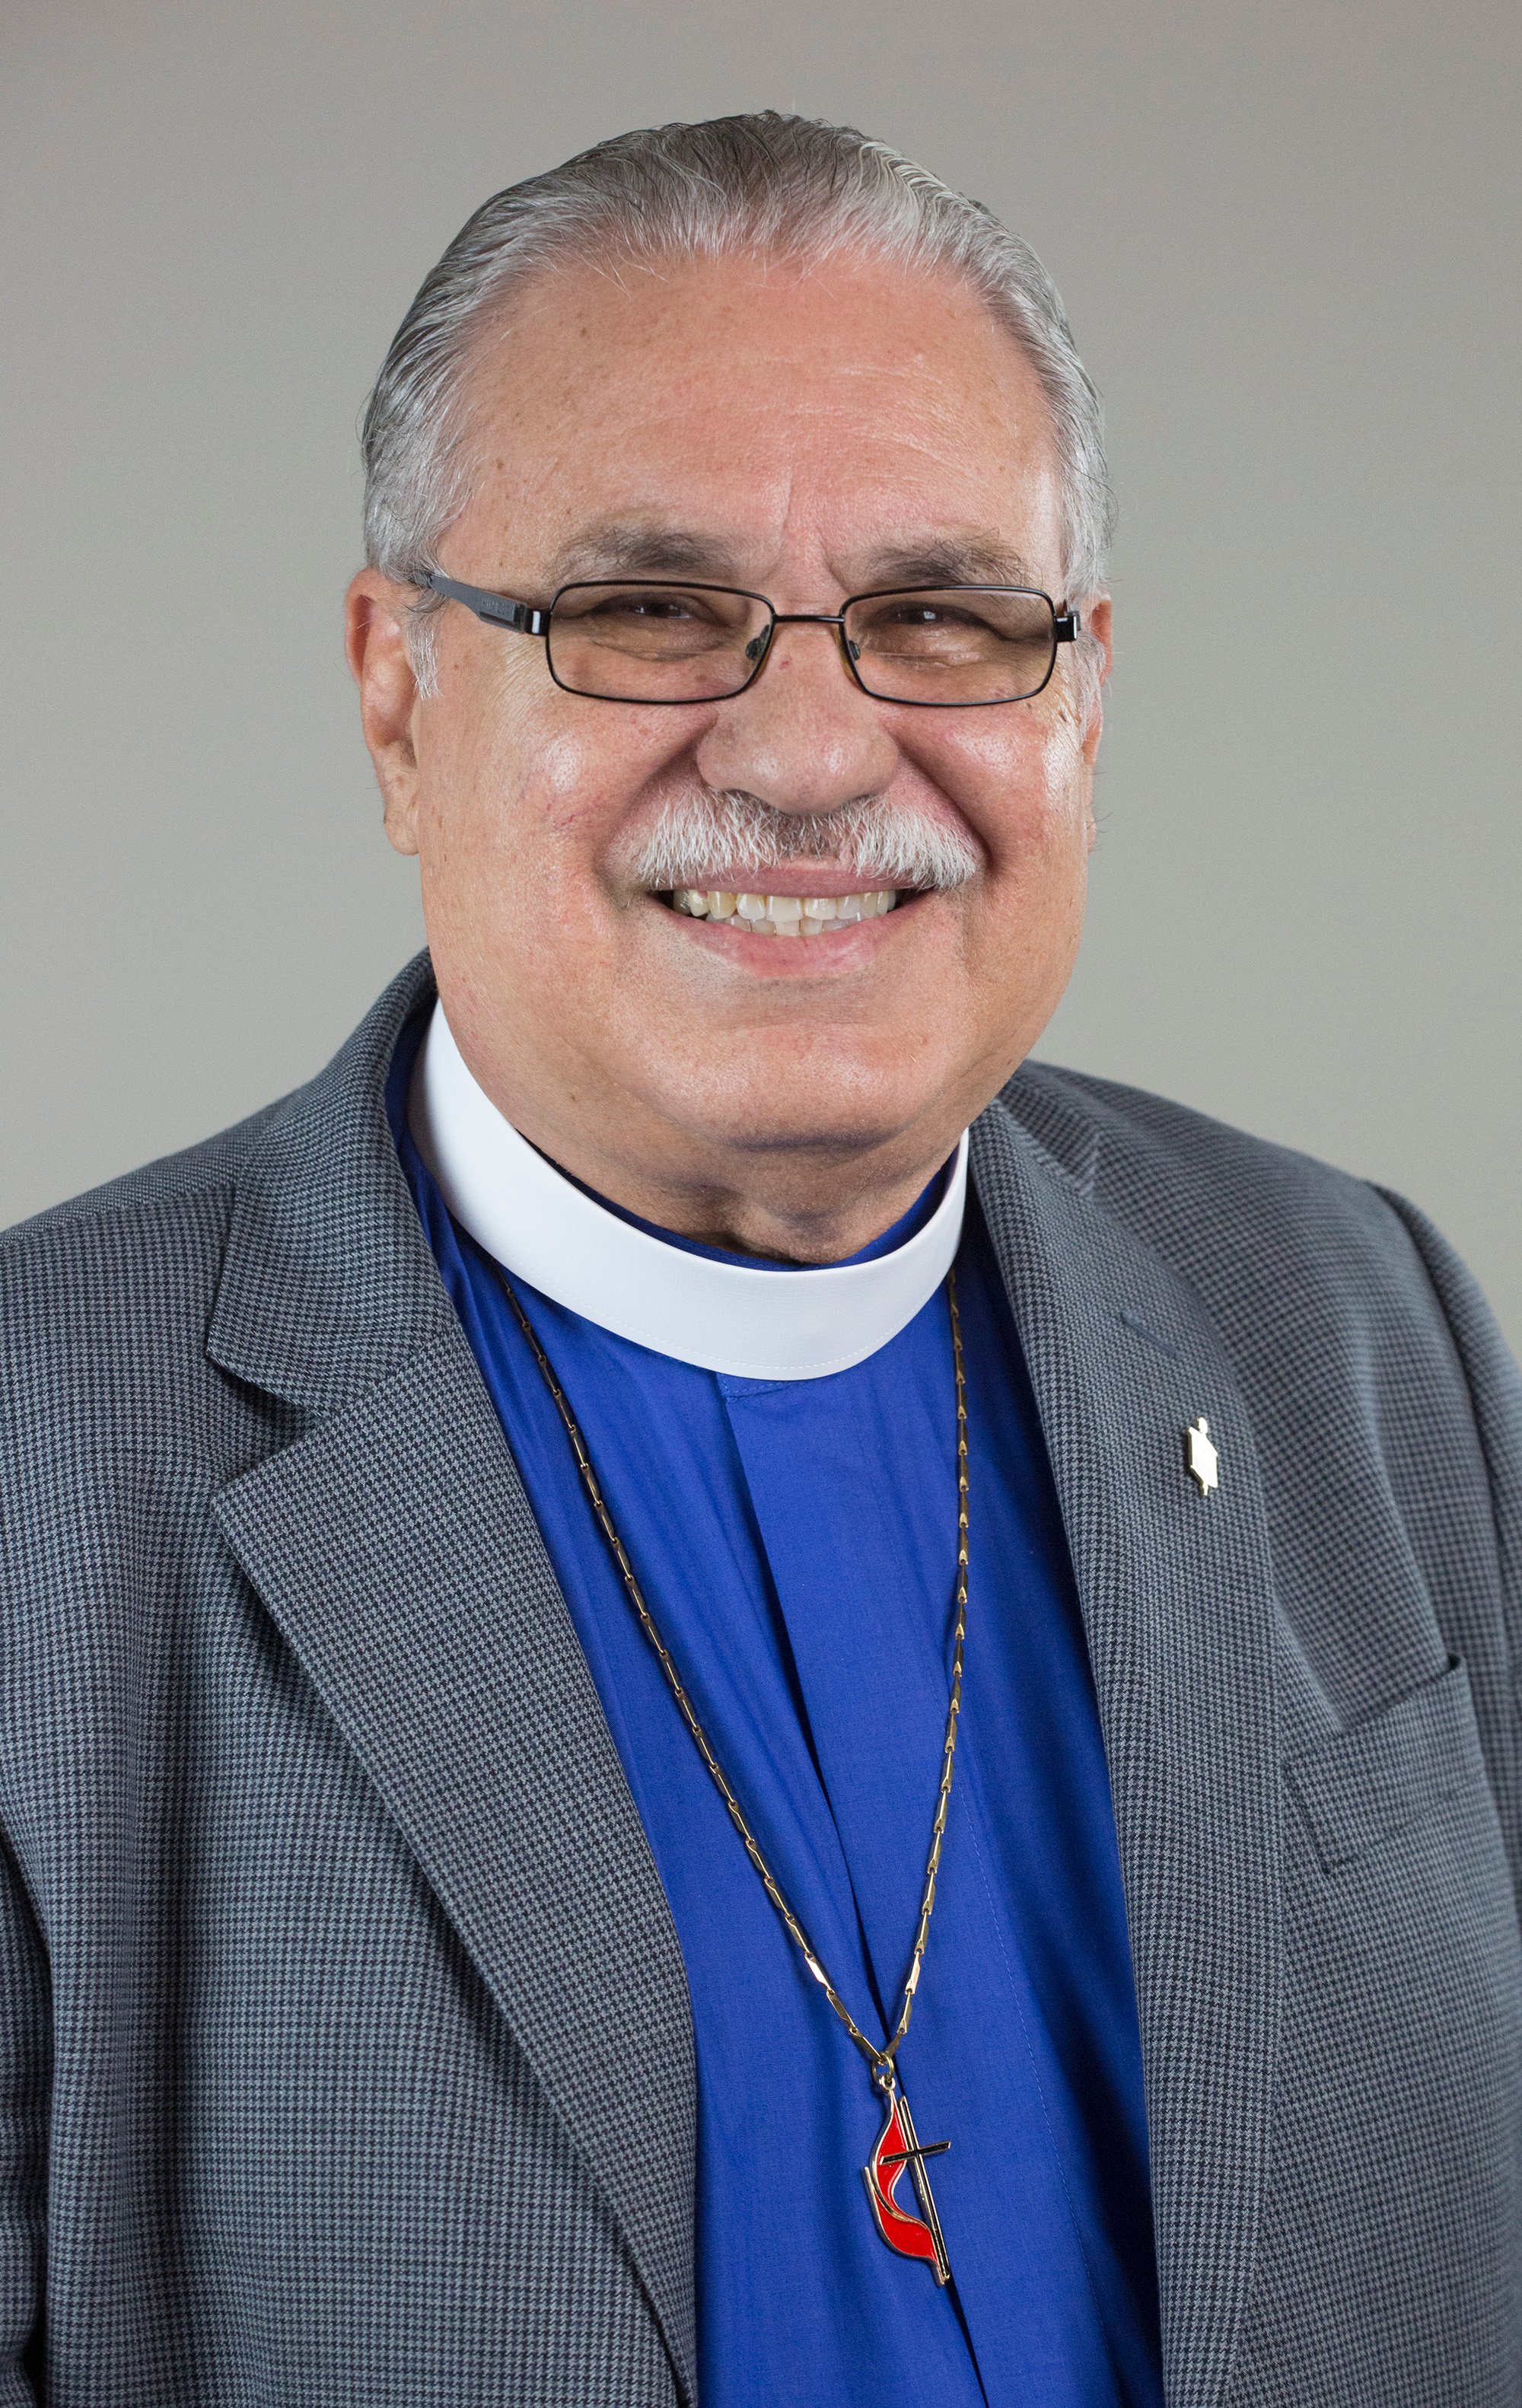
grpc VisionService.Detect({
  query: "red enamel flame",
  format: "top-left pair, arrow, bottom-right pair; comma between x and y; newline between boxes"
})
862,2085 -> 951,2284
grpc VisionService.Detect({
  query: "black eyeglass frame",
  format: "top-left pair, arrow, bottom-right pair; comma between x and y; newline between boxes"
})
421,569 -> 1081,709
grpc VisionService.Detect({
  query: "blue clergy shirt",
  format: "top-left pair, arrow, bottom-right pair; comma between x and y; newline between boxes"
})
387,1017 -> 1162,2407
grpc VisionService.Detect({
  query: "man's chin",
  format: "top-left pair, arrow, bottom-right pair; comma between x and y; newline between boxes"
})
645,1078 -> 943,1178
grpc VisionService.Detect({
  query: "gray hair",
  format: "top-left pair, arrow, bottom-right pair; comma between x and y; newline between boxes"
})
361,112 -> 1113,699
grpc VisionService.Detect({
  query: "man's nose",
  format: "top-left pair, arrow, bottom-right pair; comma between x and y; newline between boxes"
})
692,618 -> 900,816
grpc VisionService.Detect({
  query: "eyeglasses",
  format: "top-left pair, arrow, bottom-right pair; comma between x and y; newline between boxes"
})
422,571 -> 1080,709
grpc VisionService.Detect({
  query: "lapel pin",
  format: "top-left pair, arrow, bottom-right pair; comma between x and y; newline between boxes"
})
1185,1416 -> 1220,1496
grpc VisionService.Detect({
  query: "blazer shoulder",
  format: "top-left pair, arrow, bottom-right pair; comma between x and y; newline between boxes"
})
996,1061 -> 1522,1576
0,1086 -> 316,1416
2,951 -> 433,1293
1,1091 -> 298,1260
0,1086 -> 330,1623
2,953 -> 438,1438
997,1058 -> 1457,1332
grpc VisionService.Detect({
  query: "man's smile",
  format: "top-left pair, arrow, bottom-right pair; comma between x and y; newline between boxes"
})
665,884 -> 902,936
646,880 -> 941,979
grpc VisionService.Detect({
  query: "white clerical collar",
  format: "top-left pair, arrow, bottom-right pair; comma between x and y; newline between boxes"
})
408,1001 -> 967,1382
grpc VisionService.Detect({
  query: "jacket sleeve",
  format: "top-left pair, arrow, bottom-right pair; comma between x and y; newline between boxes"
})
1376,1187 -> 1522,1856
0,1828 -> 46,2403
1377,1191 -> 1522,1632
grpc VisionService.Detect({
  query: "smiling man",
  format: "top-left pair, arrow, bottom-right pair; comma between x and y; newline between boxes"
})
2,114 -> 1520,2408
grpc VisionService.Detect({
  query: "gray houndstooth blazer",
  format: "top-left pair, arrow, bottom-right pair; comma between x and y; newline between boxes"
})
2,949 -> 1519,2406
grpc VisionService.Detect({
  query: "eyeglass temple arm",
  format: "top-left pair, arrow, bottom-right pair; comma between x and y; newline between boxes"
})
1053,610 -> 1081,643
422,570 -> 550,639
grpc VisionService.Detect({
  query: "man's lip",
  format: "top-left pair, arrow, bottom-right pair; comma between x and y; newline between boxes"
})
648,874 -> 918,900
649,890 -> 929,973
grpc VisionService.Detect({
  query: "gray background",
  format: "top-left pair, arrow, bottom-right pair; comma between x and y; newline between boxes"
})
4,0 -> 1518,1341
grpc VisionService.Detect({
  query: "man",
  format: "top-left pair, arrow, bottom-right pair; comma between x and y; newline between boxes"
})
1,110 -> 1517,2408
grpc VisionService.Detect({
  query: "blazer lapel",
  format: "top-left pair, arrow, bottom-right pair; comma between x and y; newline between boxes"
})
973,1088 -> 1284,2408
205,957 -> 697,2400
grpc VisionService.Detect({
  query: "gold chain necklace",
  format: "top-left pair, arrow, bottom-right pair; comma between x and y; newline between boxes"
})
500,1266 -> 970,2286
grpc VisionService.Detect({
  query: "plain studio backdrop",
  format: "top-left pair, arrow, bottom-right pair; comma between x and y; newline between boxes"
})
3,0 -> 1519,1343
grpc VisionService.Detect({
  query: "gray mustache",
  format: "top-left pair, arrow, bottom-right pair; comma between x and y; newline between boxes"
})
628,790 -> 982,893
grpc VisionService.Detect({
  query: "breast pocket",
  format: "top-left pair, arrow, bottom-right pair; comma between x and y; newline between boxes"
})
1285,1656 -> 1486,1874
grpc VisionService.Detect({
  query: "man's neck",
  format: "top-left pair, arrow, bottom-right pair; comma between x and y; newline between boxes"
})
461,1063 -> 965,1267
539,1158 -> 949,1266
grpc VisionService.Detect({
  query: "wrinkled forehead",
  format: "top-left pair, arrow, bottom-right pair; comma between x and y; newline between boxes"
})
451,247 -> 1067,588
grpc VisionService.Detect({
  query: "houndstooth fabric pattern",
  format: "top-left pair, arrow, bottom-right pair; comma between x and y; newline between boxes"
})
0,957 -> 691,2408
984,1062 -> 1522,2407
1,949 -> 1518,2405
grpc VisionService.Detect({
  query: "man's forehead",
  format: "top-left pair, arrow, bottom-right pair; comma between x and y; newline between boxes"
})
457,256 -> 1068,591
540,515 -> 1049,592
466,249 -> 1061,467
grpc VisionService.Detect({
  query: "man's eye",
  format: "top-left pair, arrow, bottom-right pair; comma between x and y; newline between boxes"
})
882,605 -> 975,630
598,595 -> 699,623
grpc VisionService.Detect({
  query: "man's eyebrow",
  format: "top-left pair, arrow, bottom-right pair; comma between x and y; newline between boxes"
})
547,523 -> 740,584
542,522 -> 1049,592
861,537 -> 1046,591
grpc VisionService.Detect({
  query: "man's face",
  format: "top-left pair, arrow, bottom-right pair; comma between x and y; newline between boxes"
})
350,247 -> 1110,1247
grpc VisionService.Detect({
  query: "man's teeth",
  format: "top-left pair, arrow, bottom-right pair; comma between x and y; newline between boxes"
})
668,888 -> 900,935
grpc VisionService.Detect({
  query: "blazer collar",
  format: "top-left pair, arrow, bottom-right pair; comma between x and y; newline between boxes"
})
206,952 -> 698,2400
976,1088 -> 1283,2408
207,951 -> 454,1409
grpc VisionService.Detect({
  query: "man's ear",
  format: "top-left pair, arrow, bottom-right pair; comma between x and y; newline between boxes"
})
345,570 -> 424,855
1079,594 -> 1113,772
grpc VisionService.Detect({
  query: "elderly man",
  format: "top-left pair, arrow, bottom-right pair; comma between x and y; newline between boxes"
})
2,112 -> 1518,2408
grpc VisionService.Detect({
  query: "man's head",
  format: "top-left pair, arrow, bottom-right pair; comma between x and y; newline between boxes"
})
346,113 -> 1113,1260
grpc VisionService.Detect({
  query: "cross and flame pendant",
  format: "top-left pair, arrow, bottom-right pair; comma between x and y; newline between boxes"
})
862,2073 -> 953,2285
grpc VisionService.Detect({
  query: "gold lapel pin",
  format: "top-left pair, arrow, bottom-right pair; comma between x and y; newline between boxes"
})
1185,1416 -> 1220,1495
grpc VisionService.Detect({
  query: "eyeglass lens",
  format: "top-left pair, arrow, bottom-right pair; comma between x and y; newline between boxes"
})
543,584 -> 1059,706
